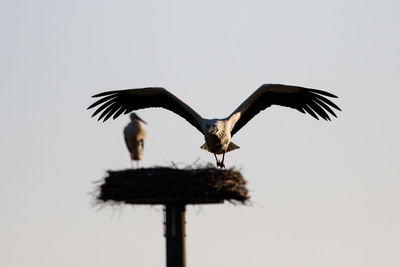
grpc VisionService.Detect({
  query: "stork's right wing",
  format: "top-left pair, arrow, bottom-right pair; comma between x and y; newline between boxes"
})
88,87 -> 204,133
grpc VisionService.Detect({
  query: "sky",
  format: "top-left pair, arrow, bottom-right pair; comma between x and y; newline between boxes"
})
1,0 -> 399,266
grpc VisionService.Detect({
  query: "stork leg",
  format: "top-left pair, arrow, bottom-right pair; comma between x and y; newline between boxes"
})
213,153 -> 221,168
220,151 -> 226,168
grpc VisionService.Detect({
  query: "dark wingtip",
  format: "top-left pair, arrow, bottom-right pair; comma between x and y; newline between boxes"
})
91,90 -> 121,98
309,88 -> 338,98
87,103 -> 96,110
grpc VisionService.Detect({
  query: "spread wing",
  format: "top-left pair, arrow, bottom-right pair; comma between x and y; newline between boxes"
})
230,84 -> 341,136
87,87 -> 204,133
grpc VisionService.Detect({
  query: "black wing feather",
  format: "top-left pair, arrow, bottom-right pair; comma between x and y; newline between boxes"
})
88,87 -> 204,133
230,84 -> 341,136
87,94 -> 119,110
313,98 -> 337,118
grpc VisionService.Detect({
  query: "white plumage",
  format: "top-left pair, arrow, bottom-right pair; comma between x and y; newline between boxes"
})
123,113 -> 146,168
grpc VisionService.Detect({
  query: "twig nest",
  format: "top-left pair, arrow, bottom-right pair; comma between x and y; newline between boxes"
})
97,166 -> 249,205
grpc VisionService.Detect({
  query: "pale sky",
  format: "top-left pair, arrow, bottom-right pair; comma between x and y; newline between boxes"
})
1,0 -> 399,266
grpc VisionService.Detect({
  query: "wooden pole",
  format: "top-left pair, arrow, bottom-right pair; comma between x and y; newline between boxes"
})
164,203 -> 186,267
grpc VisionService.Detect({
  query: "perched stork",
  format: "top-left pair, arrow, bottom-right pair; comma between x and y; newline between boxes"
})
124,113 -> 147,168
88,84 -> 341,168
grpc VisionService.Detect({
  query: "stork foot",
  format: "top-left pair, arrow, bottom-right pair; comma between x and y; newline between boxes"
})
216,160 -> 225,169
214,152 -> 226,169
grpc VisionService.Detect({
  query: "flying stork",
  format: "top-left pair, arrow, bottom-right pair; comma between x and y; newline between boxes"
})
88,84 -> 341,168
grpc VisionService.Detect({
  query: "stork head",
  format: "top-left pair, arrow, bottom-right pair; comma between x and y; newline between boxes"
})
207,124 -> 216,135
130,113 -> 147,124
206,120 -> 222,135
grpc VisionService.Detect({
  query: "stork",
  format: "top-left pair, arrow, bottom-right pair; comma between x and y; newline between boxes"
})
124,113 -> 146,168
88,84 -> 341,168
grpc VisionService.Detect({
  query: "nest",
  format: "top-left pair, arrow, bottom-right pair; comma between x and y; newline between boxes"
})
96,166 -> 249,205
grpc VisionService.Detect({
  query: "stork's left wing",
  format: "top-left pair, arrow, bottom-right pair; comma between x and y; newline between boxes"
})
230,84 -> 341,136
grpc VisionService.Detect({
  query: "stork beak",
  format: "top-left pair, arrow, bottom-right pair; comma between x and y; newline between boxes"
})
136,115 -> 147,124
208,125 -> 217,134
